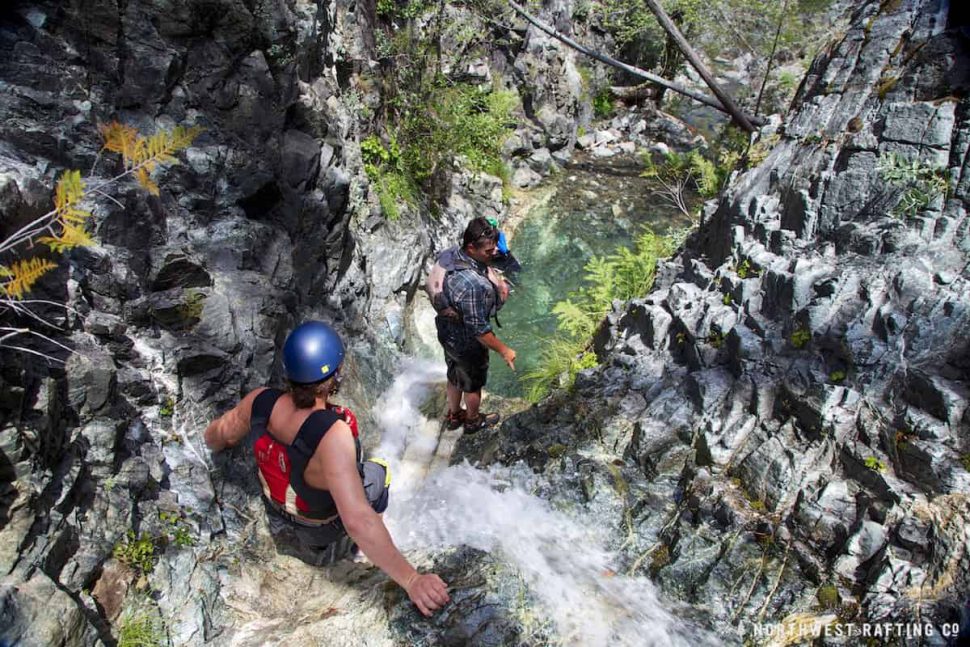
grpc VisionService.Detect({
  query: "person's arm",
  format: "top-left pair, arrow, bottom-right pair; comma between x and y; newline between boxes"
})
478,331 -> 516,370
320,424 -> 449,616
204,388 -> 265,451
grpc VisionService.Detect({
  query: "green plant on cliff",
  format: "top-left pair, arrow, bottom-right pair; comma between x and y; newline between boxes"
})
877,152 -> 948,219
790,326 -> 811,349
524,228 -> 681,401
0,122 -> 200,361
113,531 -> 158,575
364,83 -> 515,218
159,510 -> 196,548
592,87 -> 614,119
117,608 -> 165,647
864,456 -> 886,472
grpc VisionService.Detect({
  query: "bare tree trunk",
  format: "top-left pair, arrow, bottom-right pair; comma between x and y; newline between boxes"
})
507,0 -> 764,125
641,0 -> 757,132
609,83 -> 658,102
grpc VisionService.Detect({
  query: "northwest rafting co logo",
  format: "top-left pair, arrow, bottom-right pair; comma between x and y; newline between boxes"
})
750,620 -> 962,641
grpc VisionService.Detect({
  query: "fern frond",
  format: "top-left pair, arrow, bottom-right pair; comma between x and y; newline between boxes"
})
553,299 -> 597,339
0,265 -> 11,278
54,170 -> 85,215
146,132 -> 177,165
2,258 -> 57,299
135,167 -> 160,196
39,223 -> 94,252
169,125 -> 203,152
61,205 -> 93,226
99,122 -> 140,163
522,336 -> 592,403
131,137 -> 149,167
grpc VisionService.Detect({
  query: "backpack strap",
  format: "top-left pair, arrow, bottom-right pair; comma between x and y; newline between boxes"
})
247,388 -> 283,448
290,409 -> 341,463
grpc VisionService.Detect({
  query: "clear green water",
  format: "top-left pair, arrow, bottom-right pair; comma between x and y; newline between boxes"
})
488,154 -> 693,398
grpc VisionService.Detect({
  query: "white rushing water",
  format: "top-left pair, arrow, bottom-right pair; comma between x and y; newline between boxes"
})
374,360 -> 715,647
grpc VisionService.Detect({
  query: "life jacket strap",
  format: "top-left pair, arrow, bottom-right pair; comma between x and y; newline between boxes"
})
262,494 -> 339,527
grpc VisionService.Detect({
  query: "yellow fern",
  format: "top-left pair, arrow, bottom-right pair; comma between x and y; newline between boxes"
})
100,121 -> 201,169
61,205 -> 93,226
52,171 -> 93,226
38,223 -> 94,252
2,258 -> 57,299
99,122 -> 140,162
135,167 -> 159,195
54,170 -> 84,211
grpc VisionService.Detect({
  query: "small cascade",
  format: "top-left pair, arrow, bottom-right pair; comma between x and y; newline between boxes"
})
373,361 -> 714,646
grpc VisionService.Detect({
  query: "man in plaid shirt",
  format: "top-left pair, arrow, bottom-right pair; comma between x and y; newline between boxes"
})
435,218 -> 517,433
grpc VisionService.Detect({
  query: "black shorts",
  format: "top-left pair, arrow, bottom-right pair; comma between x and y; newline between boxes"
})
266,460 -> 389,566
443,342 -> 489,392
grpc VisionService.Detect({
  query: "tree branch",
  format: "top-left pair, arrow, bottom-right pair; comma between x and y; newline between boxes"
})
506,0 -> 764,125
640,0 -> 758,132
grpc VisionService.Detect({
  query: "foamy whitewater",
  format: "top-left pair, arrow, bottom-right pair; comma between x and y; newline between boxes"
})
374,360 -> 715,647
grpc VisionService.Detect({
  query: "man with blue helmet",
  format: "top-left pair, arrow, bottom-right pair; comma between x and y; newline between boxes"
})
205,321 -> 449,617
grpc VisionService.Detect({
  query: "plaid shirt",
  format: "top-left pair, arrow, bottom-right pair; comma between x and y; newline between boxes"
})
436,250 -> 496,351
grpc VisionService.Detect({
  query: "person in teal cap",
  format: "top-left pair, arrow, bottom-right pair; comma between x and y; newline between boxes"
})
486,217 -> 521,276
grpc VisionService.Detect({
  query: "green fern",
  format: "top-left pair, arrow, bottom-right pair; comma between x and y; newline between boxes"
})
552,299 -> 597,339
527,226 -> 682,401
689,151 -> 720,198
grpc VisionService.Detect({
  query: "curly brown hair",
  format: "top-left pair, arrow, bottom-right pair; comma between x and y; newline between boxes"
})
288,375 -> 336,409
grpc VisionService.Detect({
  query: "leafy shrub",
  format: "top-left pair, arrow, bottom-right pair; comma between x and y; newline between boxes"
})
641,140 -> 742,216
877,152 -> 948,219
365,84 -> 515,219
113,532 -> 157,575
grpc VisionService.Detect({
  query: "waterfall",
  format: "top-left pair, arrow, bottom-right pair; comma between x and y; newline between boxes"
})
374,360 -> 715,646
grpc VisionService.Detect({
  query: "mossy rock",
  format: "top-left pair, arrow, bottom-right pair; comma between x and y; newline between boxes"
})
817,585 -> 840,610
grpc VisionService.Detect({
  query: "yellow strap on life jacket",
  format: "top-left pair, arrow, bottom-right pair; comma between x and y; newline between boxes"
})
367,458 -> 392,488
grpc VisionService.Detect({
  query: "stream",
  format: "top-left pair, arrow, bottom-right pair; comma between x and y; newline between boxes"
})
485,153 -> 693,398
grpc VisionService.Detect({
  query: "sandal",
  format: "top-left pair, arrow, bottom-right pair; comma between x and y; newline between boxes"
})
444,409 -> 466,430
463,412 -> 500,433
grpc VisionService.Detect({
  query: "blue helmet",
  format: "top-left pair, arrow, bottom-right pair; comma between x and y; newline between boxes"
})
282,321 -> 345,384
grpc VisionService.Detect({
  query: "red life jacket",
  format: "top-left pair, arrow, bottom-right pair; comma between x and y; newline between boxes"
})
248,389 -> 362,522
